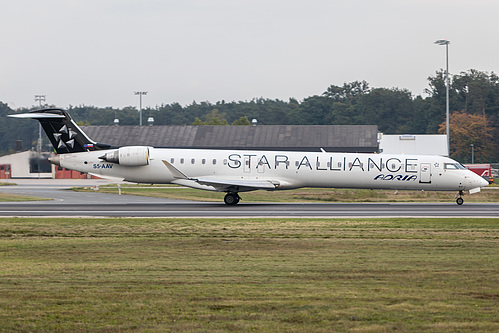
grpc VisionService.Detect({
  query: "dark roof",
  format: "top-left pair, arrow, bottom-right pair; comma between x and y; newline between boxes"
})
81,125 -> 379,152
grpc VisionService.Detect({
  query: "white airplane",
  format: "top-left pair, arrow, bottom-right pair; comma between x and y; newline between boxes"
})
10,108 -> 489,205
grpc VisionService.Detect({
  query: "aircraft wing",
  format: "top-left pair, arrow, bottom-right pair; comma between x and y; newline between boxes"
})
162,160 -> 278,192
195,178 -> 277,191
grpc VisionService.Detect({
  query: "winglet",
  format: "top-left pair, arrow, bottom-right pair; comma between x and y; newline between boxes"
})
162,160 -> 189,179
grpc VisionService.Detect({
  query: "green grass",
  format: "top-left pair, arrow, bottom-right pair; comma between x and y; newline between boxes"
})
0,193 -> 51,202
0,181 -> 52,201
0,217 -> 497,332
74,184 -> 499,203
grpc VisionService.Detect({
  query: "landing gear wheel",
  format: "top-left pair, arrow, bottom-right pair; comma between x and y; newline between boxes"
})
456,197 -> 464,205
224,193 -> 240,205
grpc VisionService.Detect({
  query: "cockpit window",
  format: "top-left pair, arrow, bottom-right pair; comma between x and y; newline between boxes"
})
444,163 -> 460,170
457,163 -> 467,170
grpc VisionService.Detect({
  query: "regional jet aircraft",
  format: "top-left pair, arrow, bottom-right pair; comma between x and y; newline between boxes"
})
10,109 -> 488,205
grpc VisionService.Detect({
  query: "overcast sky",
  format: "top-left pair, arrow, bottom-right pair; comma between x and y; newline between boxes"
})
1,0 -> 497,110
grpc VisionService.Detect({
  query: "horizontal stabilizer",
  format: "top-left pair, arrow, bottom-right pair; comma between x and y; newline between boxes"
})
9,112 -> 65,119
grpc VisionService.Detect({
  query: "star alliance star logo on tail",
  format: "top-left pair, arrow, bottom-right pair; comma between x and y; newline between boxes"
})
53,124 -> 77,150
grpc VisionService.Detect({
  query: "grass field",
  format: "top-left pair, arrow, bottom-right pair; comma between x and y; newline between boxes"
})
0,217 -> 497,332
0,193 -> 51,202
74,184 -> 499,203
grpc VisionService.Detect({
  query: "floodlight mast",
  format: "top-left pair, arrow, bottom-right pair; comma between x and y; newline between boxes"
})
134,91 -> 148,126
34,94 -> 46,179
434,39 -> 450,156
34,95 -> 46,153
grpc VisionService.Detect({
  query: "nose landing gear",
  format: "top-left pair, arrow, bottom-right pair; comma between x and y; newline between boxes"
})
456,190 -> 464,205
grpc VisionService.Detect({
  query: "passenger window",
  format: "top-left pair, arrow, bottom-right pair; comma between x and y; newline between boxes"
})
191,158 -> 195,164
212,159 -> 217,165
180,158 -> 184,164
202,159 -> 206,165
170,158 -> 174,164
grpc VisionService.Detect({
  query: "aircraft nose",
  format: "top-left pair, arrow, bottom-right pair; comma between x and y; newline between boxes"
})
480,177 -> 490,187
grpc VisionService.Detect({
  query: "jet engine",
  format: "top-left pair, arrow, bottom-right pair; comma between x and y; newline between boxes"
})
99,146 -> 151,166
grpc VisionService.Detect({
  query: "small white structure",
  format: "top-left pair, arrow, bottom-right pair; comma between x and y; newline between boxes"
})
0,151 -> 53,178
379,134 -> 448,156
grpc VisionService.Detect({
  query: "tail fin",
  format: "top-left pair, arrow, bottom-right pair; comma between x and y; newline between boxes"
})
9,108 -> 111,154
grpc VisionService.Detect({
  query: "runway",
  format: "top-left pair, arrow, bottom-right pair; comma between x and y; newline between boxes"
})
0,179 -> 498,218
1,202 -> 498,218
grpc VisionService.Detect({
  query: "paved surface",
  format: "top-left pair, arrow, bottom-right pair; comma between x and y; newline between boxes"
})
0,179 -> 498,218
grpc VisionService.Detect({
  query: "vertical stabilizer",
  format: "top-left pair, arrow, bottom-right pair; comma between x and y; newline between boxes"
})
9,108 -> 110,154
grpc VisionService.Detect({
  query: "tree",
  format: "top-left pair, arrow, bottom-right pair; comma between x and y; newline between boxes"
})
323,80 -> 370,103
0,103 -> 39,154
192,109 -> 228,125
423,70 -> 455,133
453,69 -> 499,117
355,88 -> 414,133
231,116 -> 251,125
293,95 -> 332,125
439,111 -> 493,163
321,81 -> 370,126
192,117 -> 205,125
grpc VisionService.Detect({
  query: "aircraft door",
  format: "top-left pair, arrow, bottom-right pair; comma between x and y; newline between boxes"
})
419,163 -> 431,183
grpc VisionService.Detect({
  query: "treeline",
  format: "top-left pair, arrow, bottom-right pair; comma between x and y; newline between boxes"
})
1,69 -> 498,162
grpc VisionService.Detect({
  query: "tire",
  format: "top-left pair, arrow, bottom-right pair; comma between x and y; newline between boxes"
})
224,193 -> 239,205
456,197 -> 464,205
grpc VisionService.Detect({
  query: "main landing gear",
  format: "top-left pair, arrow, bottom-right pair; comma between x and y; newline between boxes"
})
224,192 -> 241,205
456,190 -> 464,205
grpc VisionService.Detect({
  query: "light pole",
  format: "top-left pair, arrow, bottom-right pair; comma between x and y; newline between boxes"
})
34,94 -> 46,178
471,144 -> 474,164
34,95 -> 46,153
134,91 -> 147,126
434,39 -> 450,156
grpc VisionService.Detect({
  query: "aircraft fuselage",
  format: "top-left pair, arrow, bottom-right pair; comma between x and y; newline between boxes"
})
54,148 -> 486,193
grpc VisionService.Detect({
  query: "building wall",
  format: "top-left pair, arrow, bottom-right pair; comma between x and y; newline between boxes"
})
0,151 -> 53,178
379,135 -> 448,156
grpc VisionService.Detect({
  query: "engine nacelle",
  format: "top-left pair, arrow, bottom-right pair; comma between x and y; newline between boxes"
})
100,146 -> 151,166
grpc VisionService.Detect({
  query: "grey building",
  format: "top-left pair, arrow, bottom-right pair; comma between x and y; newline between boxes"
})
81,125 -> 379,153
379,134 -> 448,156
